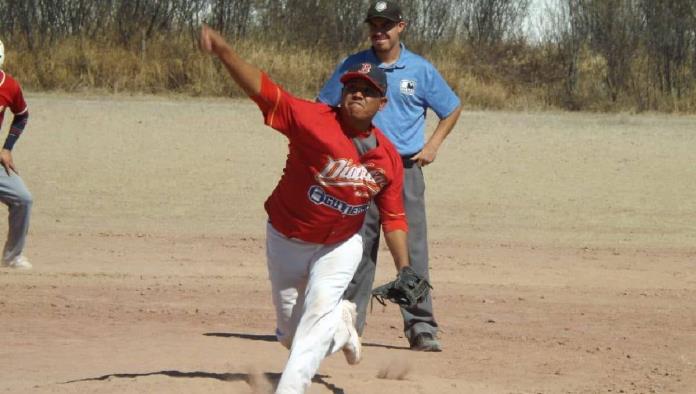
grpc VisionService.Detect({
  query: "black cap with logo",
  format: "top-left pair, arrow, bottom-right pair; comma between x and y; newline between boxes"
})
340,62 -> 388,96
365,1 -> 403,23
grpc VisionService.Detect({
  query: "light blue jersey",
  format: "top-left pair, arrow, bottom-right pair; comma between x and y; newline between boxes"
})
317,44 -> 460,156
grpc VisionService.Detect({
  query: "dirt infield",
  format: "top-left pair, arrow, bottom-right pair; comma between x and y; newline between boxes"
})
1,93 -> 695,393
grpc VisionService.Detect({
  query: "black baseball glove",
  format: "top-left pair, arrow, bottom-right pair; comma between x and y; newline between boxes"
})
371,266 -> 432,308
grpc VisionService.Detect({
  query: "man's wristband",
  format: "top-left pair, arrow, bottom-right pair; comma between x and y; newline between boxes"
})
3,134 -> 18,151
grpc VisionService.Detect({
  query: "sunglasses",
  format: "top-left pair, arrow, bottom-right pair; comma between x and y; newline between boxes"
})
343,82 -> 383,98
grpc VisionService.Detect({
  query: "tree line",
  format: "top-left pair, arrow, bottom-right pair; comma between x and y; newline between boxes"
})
0,0 -> 694,112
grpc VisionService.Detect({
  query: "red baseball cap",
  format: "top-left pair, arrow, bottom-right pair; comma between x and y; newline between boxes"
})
340,62 -> 388,96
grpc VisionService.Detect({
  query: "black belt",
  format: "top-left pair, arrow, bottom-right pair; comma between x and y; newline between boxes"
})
401,155 -> 417,168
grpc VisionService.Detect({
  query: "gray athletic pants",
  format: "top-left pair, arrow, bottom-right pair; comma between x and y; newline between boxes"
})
0,172 -> 32,263
343,160 -> 438,342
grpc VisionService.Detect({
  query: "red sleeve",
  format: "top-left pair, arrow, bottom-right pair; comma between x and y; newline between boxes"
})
375,152 -> 408,233
250,73 -> 296,137
9,78 -> 27,115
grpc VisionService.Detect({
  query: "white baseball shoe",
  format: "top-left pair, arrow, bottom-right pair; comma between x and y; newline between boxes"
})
3,255 -> 32,269
340,300 -> 362,365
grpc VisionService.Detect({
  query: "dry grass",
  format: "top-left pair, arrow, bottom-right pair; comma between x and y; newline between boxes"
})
5,33 -> 696,112
8,35 -> 339,100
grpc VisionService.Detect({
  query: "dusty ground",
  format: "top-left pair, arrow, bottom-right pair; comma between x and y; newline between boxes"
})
1,93 -> 695,393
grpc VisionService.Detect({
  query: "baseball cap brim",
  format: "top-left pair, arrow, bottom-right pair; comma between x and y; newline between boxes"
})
364,15 -> 401,22
340,72 -> 386,96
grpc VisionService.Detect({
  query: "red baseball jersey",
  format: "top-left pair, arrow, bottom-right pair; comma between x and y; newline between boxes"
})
251,73 -> 407,244
0,71 -> 28,127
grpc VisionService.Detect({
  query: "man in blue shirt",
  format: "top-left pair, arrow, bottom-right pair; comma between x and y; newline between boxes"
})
317,0 -> 462,351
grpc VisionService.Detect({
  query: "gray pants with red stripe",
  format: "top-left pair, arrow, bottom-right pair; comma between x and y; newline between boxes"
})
0,172 -> 32,263
343,161 -> 438,343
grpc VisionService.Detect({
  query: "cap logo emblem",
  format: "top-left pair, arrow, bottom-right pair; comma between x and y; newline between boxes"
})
358,63 -> 372,74
375,1 -> 387,12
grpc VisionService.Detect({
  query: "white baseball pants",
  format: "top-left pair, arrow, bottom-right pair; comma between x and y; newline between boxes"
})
266,222 -> 362,394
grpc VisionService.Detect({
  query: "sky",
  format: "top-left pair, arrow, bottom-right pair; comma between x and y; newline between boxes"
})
525,0 -> 558,42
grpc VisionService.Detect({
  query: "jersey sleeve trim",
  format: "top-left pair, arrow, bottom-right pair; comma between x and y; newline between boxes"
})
250,73 -> 298,138
374,132 -> 409,233
250,73 -> 283,127
268,84 -> 282,128
382,213 -> 408,233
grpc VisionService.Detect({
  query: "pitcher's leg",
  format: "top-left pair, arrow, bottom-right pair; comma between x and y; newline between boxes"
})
342,202 -> 380,335
266,223 -> 313,349
0,173 -> 32,263
399,166 -> 438,343
276,234 -> 362,394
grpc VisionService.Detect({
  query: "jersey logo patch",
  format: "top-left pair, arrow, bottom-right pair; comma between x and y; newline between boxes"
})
315,156 -> 386,195
308,186 -> 370,216
400,79 -> 416,96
